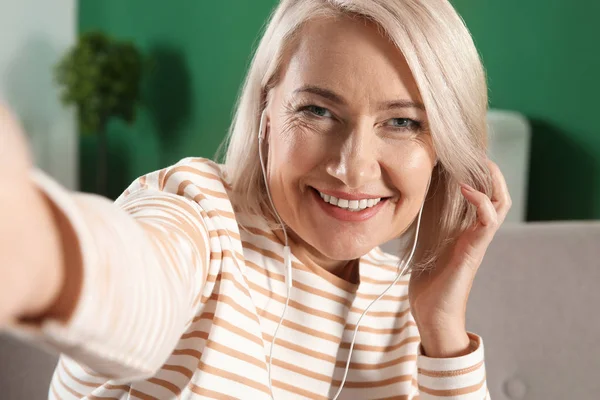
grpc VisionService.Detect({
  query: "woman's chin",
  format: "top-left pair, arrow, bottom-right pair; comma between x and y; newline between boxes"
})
310,238 -> 374,262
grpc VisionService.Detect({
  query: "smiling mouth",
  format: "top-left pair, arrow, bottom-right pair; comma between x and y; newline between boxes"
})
310,187 -> 391,212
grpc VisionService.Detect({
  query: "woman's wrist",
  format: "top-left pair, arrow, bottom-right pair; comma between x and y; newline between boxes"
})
20,186 -> 82,324
418,325 -> 472,358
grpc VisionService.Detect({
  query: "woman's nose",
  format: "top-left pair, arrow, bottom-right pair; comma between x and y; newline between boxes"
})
326,126 -> 381,189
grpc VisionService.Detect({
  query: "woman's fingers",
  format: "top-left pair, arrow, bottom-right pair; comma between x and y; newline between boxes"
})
460,183 -> 498,229
486,160 -> 512,223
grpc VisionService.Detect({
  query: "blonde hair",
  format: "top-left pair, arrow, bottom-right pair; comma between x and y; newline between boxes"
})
220,0 -> 491,272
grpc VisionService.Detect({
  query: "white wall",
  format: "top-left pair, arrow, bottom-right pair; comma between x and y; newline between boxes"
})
0,0 -> 78,189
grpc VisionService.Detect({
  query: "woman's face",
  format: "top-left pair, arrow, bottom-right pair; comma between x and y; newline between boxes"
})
265,16 -> 436,265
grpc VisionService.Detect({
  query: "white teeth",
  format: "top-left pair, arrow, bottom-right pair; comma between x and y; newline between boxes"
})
317,189 -> 382,211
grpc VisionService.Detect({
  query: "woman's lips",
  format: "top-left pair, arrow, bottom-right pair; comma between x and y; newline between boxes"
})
310,187 -> 388,222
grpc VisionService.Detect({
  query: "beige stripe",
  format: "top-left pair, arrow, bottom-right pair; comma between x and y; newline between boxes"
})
361,258 -> 399,272
59,359 -> 99,388
355,291 -> 408,301
337,373 -> 412,389
202,187 -> 229,199
50,382 -> 64,400
203,205 -> 236,220
418,375 -> 486,397
245,259 -> 285,282
221,270 -> 252,297
349,306 -> 411,319
158,167 -> 167,190
134,197 -> 207,245
171,180 -> 235,221
213,316 -> 264,347
172,348 -> 203,359
245,259 -> 353,307
244,226 -> 281,244
193,310 -> 217,323
189,384 -> 238,399
199,253 -> 247,303
136,198 -> 209,279
340,335 -> 421,352
206,335 -> 416,390
347,354 -> 417,370
270,379 -> 329,400
138,221 -> 184,281
412,376 -> 419,389
163,164 -> 231,190
88,394 -> 119,400
247,280 -> 346,325
245,229 -> 406,287
418,360 -> 485,378
147,377 -> 182,396
133,197 -> 208,267
198,361 -> 271,395
103,383 -> 130,391
249,276 -> 415,334
129,388 -> 158,400
344,320 -> 417,335
208,228 -> 241,240
258,307 -> 342,343
263,332 -> 335,363
180,329 -> 210,340
360,275 -> 408,285
80,364 -> 108,378
263,333 -> 417,370
88,395 -> 119,400
206,339 -> 267,369
243,241 -> 407,301
202,289 -> 260,325
161,364 -> 194,380
55,367 -> 84,398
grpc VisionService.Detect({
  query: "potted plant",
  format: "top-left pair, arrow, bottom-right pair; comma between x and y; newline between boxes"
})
55,31 -> 143,195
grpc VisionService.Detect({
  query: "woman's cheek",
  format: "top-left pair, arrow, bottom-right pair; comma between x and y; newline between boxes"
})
385,144 -> 433,194
281,125 -> 330,169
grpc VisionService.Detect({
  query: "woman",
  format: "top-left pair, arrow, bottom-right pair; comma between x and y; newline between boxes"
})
1,0 -> 510,398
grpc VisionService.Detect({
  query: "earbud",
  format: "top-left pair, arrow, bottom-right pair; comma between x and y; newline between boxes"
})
258,109 -> 267,142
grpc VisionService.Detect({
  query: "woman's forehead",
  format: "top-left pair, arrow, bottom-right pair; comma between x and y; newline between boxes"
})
279,15 -> 423,107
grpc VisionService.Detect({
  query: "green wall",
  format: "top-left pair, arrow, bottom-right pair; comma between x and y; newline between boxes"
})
452,0 -> 600,220
80,0 -> 599,219
79,0 -> 277,198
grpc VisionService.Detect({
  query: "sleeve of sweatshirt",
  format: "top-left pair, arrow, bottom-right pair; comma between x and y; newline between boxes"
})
415,332 -> 491,399
5,159 -> 224,383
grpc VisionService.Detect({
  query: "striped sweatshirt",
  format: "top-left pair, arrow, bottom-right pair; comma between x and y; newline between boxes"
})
13,157 -> 490,399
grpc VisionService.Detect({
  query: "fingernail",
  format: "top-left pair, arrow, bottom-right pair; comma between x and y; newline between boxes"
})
461,183 -> 475,192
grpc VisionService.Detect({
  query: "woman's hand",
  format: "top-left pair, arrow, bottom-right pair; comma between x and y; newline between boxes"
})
0,103 -> 66,328
408,160 -> 512,358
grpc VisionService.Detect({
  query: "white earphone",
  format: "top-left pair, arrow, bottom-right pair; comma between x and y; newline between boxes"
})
258,109 -> 429,400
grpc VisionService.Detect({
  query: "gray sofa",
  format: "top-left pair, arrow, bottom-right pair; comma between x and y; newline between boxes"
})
2,221 -> 600,399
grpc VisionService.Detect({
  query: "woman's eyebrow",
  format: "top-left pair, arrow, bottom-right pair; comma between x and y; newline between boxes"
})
293,85 -> 347,105
293,85 -> 425,111
378,99 -> 425,111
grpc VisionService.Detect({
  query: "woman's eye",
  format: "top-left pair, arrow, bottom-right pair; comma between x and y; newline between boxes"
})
304,105 -> 332,118
386,118 -> 421,131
